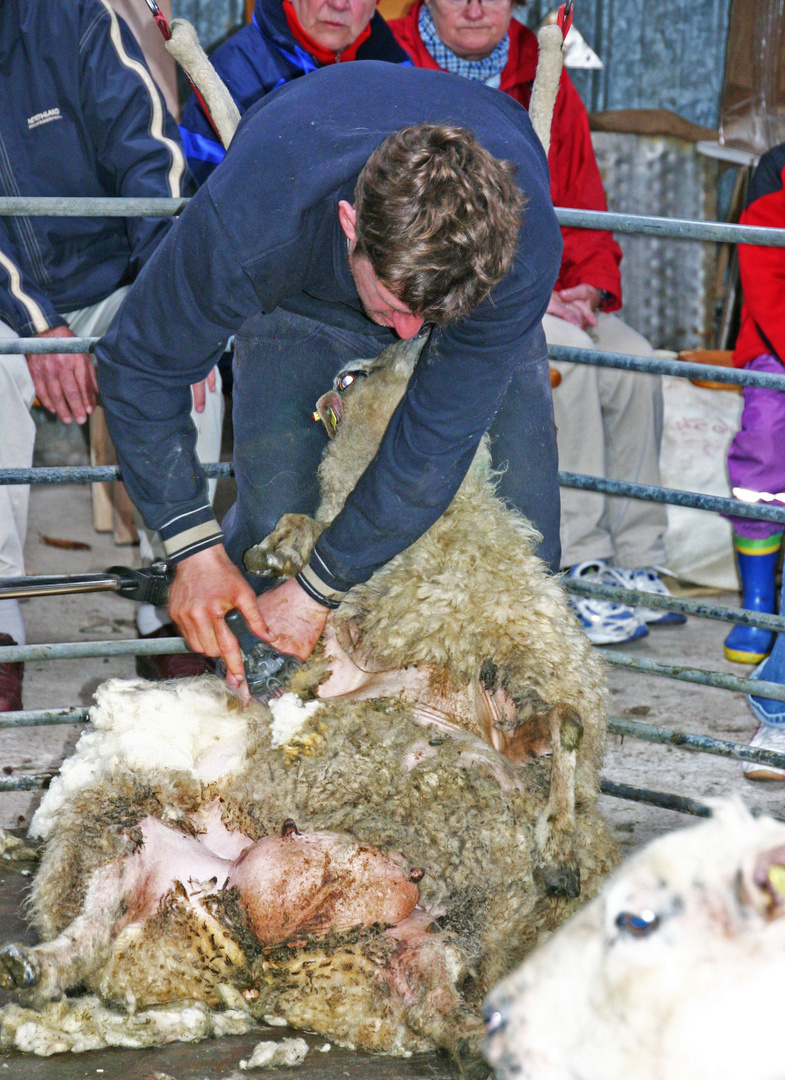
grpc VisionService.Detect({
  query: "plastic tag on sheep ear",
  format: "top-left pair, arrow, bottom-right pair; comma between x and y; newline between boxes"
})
767,865 -> 785,899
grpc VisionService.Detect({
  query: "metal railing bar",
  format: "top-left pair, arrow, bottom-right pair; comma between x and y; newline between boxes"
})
607,716 -> 785,768
0,707 -> 90,728
0,773 -> 53,792
0,463 -> 235,484
549,345 -> 785,390
565,579 -> 785,633
4,708 -> 785,774
1,461 -> 781,528
600,779 -> 712,817
598,649 -> 785,701
5,640 -> 785,680
0,769 -> 774,817
559,473 -> 785,524
555,208 -> 785,247
5,338 -> 785,397
3,197 -> 784,247
0,637 -> 189,663
2,337 -> 97,354
0,196 -> 187,217
0,774 -> 728,803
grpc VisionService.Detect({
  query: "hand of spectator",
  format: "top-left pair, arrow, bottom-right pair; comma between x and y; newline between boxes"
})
26,324 -> 98,425
547,285 -> 603,331
192,366 -> 218,413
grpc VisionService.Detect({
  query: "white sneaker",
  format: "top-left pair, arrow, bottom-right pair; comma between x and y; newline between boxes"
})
602,566 -> 687,626
567,561 -> 649,646
743,721 -> 785,781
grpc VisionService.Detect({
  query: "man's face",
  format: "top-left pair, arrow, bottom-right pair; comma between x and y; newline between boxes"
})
349,252 -> 425,340
291,0 -> 377,53
426,0 -> 512,61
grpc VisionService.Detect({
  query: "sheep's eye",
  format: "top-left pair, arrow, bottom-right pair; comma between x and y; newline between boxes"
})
616,909 -> 660,937
337,370 -> 369,391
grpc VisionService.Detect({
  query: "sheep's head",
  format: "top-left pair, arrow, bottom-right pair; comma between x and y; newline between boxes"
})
314,337 -> 424,441
314,337 -> 426,521
483,800 -> 785,1080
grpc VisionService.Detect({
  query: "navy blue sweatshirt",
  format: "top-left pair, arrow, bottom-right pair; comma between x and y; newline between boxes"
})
179,0 -> 410,184
96,63 -> 562,600
0,0 -> 192,335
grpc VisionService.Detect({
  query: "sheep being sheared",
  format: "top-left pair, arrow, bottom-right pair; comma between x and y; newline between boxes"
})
0,677 -> 617,1058
483,800 -> 785,1080
245,336 -> 609,897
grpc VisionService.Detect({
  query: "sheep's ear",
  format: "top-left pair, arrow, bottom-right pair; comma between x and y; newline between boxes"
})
740,843 -> 785,919
315,391 -> 343,438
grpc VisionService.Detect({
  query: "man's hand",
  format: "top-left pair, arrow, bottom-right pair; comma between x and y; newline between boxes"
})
254,576 -> 329,662
168,544 -> 268,695
168,545 -> 328,703
547,285 -> 603,331
191,367 -> 218,413
26,325 -> 98,425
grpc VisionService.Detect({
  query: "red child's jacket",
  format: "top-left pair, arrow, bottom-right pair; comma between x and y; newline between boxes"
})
733,143 -> 785,367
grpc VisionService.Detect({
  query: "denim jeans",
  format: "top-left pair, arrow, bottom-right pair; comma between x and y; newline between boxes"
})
749,575 -> 785,725
221,306 -> 560,590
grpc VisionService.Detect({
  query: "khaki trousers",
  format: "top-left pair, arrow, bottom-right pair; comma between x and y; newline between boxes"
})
0,286 -> 223,579
546,311 -> 666,570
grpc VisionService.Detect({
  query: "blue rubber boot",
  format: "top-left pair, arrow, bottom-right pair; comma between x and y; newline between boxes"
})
724,533 -> 782,664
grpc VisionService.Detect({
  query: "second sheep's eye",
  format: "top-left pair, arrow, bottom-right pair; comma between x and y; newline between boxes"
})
615,909 -> 660,937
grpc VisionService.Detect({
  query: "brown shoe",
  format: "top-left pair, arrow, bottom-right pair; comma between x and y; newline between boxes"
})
0,634 -> 23,712
135,624 -> 214,682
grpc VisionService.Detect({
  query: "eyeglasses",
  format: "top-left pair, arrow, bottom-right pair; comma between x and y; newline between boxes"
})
435,0 -> 511,7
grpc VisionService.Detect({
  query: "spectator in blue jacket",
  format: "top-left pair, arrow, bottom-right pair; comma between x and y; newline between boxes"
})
0,0 -> 224,710
179,0 -> 410,184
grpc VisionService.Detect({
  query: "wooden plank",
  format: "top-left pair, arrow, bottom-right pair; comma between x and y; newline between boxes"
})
89,405 -> 114,533
112,482 -> 139,546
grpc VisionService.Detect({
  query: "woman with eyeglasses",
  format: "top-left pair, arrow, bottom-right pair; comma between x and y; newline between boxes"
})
391,0 -> 677,651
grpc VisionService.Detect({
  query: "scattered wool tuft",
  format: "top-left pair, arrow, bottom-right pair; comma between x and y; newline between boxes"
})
0,995 -> 254,1056
268,694 -> 322,748
240,1037 -> 310,1069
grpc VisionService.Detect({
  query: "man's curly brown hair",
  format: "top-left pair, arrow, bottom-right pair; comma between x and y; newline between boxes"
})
353,123 -> 526,325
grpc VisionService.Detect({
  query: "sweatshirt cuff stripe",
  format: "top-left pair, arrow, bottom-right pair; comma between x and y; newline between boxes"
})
296,562 -> 347,610
162,520 -> 223,561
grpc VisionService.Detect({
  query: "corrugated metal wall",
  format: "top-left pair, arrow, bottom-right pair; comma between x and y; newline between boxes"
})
172,0 -> 244,52
519,0 -> 733,128
592,133 -> 719,350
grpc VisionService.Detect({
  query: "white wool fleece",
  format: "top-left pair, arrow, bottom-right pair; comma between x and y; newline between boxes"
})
30,677 -> 254,839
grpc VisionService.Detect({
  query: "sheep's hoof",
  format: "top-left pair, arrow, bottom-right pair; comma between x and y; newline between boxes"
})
244,542 -> 284,578
534,859 -> 581,899
0,943 -> 41,989
244,514 -> 321,579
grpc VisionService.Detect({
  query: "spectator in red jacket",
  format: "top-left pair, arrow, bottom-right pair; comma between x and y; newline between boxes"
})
722,142 -> 785,779
391,0 -> 683,647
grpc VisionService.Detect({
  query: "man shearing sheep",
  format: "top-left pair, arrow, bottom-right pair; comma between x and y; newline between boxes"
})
96,63 -> 563,699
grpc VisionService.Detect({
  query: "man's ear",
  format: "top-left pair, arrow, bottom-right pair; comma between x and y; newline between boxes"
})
338,200 -> 358,249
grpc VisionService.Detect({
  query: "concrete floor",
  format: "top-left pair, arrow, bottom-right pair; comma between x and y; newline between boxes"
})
1,407 -> 783,1073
